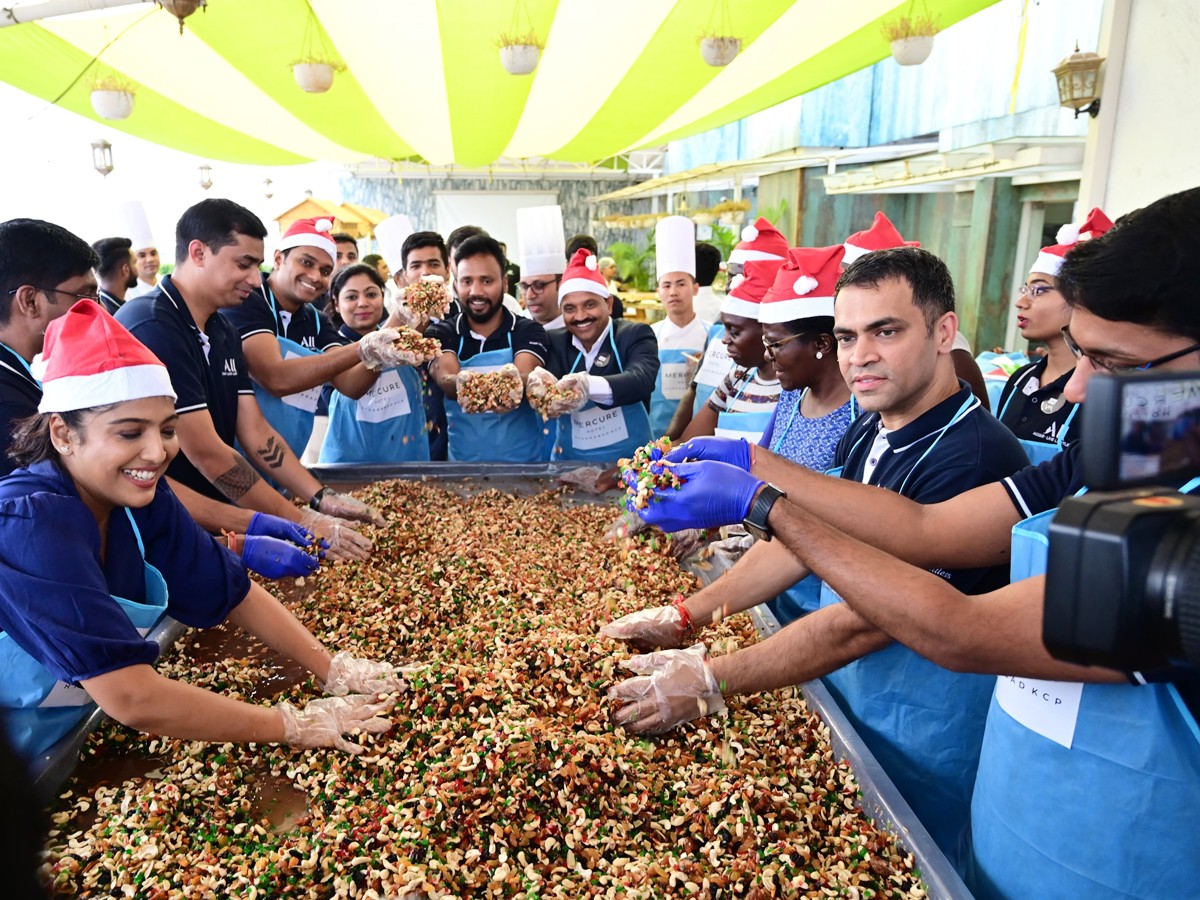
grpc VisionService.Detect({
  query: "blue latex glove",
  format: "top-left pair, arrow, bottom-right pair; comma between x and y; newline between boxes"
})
247,512 -> 328,552
242,535 -> 321,579
665,436 -> 751,471
627,460 -> 764,532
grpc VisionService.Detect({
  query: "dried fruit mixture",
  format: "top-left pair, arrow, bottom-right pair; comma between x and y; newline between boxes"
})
457,365 -> 524,414
42,481 -> 925,899
403,278 -> 450,319
620,439 -> 688,510
392,328 -> 441,365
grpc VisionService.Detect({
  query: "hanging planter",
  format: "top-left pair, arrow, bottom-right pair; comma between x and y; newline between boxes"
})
292,60 -> 338,93
156,0 -> 207,35
291,3 -> 346,94
882,15 -> 939,66
699,35 -> 741,67
691,212 -> 716,226
497,30 -> 544,76
89,78 -> 135,120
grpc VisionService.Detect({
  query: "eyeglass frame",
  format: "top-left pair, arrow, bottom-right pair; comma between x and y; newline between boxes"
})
1061,325 -> 1200,375
1018,283 -> 1058,299
7,285 -> 101,304
762,331 -> 818,355
518,276 -> 561,295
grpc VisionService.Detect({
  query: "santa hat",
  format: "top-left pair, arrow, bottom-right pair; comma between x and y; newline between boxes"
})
34,300 -> 176,413
1031,208 -> 1115,278
721,258 -> 783,320
842,212 -> 919,266
278,217 -> 337,264
374,214 -> 414,274
728,217 -> 788,265
559,248 -> 610,299
759,245 -> 846,324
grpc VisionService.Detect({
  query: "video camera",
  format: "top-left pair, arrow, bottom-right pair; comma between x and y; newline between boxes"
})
1045,371 -> 1200,670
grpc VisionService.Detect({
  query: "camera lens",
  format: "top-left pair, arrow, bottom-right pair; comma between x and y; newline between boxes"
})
1148,510 -> 1200,667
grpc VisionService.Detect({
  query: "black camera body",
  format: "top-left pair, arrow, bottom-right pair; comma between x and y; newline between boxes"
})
1045,371 -> 1200,669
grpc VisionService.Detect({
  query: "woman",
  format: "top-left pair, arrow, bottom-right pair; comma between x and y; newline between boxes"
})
319,263 -> 430,463
0,301 -> 402,761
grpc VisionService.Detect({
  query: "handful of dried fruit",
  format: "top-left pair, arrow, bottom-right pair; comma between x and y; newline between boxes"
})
456,363 -> 524,413
390,326 -> 441,365
527,366 -> 587,419
620,438 -> 687,510
402,274 -> 450,319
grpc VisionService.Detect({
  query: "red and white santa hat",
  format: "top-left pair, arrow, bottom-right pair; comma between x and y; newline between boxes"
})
759,245 -> 846,324
559,248 -> 610,298
721,258 -> 784,320
33,300 -> 176,413
278,216 -> 337,264
842,211 -> 919,266
1031,207 -> 1114,278
728,217 -> 788,265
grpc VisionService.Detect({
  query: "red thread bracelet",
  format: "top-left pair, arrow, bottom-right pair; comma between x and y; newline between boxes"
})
672,593 -> 693,633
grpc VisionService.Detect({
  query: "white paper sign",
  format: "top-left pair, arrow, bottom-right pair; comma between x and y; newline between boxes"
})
994,674 -> 1083,749
695,341 -> 732,387
281,351 -> 322,413
356,370 -> 412,424
570,405 -> 629,450
39,680 -> 93,708
660,363 -> 691,400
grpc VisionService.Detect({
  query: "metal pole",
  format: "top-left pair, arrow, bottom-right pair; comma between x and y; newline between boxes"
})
0,0 -> 148,28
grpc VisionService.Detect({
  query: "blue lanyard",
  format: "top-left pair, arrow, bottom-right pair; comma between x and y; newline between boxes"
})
458,327 -> 514,357
266,285 -> 318,339
571,321 -> 623,374
0,340 -> 38,387
847,394 -> 977,491
773,392 -> 858,453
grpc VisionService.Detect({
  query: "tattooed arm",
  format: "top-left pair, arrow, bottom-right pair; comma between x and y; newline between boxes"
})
234,395 -> 324,505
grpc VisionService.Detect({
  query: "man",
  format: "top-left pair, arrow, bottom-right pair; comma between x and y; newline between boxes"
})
649,217 -> 708,436
499,240 -> 520,299
693,241 -> 722,324
516,205 -> 566,330
445,225 -> 522,318
608,247 -> 1028,866
117,200 -> 162,300
617,188 -> 1200,899
566,234 -> 623,320
221,217 -> 408,458
542,248 -> 658,461
91,236 -> 139,315
332,232 -> 358,269
425,234 -> 549,461
362,253 -> 389,284
117,200 -> 382,561
0,220 -> 98,478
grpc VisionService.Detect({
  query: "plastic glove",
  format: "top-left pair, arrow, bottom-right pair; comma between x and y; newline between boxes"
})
607,643 -> 726,735
682,351 -> 703,384
544,372 -> 590,417
456,364 -> 523,413
600,604 -> 687,651
603,509 -> 651,541
558,465 -> 608,494
323,651 -> 408,697
278,694 -> 395,755
357,327 -> 409,371
627,460 -> 764,532
299,508 -> 373,561
247,511 -> 327,552
315,489 -> 386,527
666,435 -> 752,471
242,535 -> 321,579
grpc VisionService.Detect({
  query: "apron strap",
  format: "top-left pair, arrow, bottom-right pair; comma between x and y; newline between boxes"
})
123,507 -> 148,559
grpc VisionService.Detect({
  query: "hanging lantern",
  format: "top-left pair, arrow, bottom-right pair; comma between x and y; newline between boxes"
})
156,0 -> 207,35
1053,44 -> 1105,118
91,139 -> 113,177
90,88 -> 135,120
263,178 -> 274,199
198,164 -> 213,190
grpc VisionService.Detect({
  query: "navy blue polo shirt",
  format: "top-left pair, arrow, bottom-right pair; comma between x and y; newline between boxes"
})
221,281 -> 344,352
835,381 -> 1029,593
98,289 -> 125,317
425,309 -> 548,364
0,343 -> 41,478
997,358 -> 1082,446
116,276 -> 254,502
1000,442 -> 1085,519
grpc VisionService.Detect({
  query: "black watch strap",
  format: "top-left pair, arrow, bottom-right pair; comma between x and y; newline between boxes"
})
310,486 -> 330,511
743,484 -> 786,542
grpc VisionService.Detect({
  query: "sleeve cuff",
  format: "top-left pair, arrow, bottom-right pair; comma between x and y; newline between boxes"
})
586,374 -> 614,405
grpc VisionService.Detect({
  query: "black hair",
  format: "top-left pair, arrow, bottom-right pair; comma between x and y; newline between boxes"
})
779,315 -> 836,338
331,262 -> 387,299
174,199 -> 267,265
835,247 -> 955,334
332,232 -> 357,248
0,219 -> 97,328
446,225 -> 487,255
362,253 -> 383,268
1058,189 -> 1200,342
695,242 -> 722,287
566,234 -> 599,258
403,231 -> 449,268
7,405 -> 117,470
92,236 -> 134,279
453,234 -> 507,273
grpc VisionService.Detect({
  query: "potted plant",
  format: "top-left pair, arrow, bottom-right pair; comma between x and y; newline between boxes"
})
699,34 -> 741,67
882,15 -> 939,66
498,30 -> 544,76
292,56 -> 343,93
89,76 -> 135,120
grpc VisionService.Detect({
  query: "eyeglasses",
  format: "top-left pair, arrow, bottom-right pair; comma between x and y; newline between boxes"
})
762,331 -> 814,354
519,276 -> 560,294
1061,325 -> 1200,374
7,286 -> 101,303
1019,283 -> 1057,298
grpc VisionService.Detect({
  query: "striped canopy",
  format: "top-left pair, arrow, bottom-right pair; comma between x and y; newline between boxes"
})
1,0 -> 995,168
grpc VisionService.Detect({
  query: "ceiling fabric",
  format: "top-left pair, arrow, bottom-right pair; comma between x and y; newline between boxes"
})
0,0 -> 997,167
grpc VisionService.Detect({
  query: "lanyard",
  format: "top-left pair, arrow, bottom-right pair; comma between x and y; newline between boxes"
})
571,321 -> 623,374
846,394 -> 978,492
0,340 -> 38,388
266,285 -> 318,339
772,392 -> 858,454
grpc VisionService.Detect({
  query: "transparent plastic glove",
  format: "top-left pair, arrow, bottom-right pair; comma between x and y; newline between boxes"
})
278,694 -> 395,755
315,489 -> 386,527
299,509 -> 373,562
682,351 -> 703,384
627,460 -> 764,532
600,604 -> 687,652
246,511 -> 323,550
242,535 -> 320,579
607,644 -> 726,735
558,465 -> 608,494
456,363 -> 523,413
544,372 -> 590,417
357,327 -> 409,371
603,509 -> 651,541
666,436 -> 751,471
666,528 -> 711,562
323,651 -> 408,697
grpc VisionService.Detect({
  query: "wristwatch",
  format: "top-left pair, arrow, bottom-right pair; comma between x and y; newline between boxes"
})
310,486 -> 331,511
742,484 -> 786,542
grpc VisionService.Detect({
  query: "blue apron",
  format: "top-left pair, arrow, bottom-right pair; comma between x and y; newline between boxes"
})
967,481 -> 1200,900
713,367 -> 776,444
818,395 -> 991,869
649,345 -> 702,437
997,365 -> 1079,466
445,333 -> 543,463
0,509 -> 169,759
555,323 -> 652,462
693,322 -> 732,416
251,290 -> 324,457
319,329 -> 429,464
